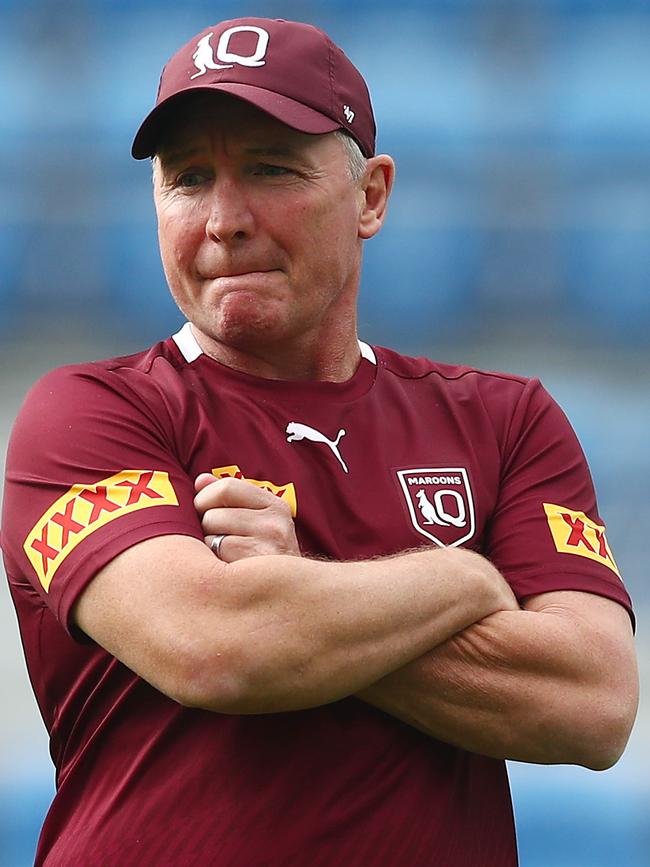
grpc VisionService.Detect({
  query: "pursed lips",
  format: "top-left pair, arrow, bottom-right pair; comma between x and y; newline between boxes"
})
200,270 -> 284,298
199,268 -> 279,280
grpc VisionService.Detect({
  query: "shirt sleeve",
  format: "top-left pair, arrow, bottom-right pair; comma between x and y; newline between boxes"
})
483,378 -> 634,623
1,363 -> 204,636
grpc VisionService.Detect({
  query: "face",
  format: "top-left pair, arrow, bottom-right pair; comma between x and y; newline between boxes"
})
153,94 -> 375,372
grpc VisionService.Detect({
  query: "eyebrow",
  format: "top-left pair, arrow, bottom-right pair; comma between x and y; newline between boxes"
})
158,142 -> 306,165
242,143 -> 304,159
157,146 -> 203,165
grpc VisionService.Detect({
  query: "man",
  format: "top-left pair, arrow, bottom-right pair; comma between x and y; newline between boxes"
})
1,17 -> 638,867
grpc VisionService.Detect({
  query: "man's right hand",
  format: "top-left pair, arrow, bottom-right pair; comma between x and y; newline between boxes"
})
194,473 -> 301,562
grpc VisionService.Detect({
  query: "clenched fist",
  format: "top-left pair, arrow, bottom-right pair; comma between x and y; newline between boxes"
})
194,474 -> 301,562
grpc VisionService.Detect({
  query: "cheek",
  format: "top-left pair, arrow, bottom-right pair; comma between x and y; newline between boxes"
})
290,199 -> 352,259
158,209 -> 203,275
303,205 -> 359,278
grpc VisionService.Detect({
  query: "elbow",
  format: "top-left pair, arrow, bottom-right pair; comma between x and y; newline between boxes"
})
175,660 -> 247,714
580,704 -> 638,771
168,637 -> 319,715
580,738 -> 631,772
524,669 -> 639,770
565,629 -> 640,771
152,570 -> 280,712
156,633 -> 252,713
574,682 -> 639,771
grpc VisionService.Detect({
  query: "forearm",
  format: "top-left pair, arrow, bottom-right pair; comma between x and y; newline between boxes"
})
190,546 -> 518,712
357,599 -> 638,769
75,538 -> 517,715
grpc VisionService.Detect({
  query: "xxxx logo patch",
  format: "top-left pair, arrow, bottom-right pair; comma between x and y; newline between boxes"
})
211,465 -> 297,516
24,470 -> 178,591
543,503 -> 620,578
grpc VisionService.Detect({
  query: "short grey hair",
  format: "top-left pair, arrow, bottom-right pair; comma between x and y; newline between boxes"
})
333,130 -> 367,183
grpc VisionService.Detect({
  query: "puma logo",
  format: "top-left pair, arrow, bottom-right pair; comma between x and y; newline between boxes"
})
285,422 -> 349,473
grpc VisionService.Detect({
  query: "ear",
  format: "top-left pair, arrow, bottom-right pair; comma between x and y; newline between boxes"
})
358,155 -> 395,240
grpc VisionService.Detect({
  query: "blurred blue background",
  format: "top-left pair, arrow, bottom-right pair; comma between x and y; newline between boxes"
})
0,1 -> 648,865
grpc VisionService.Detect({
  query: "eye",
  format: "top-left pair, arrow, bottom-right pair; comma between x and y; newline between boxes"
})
254,163 -> 292,177
176,171 -> 209,188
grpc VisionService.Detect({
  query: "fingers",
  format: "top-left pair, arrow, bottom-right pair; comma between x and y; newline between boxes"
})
194,472 -> 218,493
194,476 -> 288,516
194,475 -> 300,561
205,532 -> 296,563
201,502 -> 298,559
201,506 -> 285,539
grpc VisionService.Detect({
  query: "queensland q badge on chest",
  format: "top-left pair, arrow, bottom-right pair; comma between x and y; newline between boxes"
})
397,467 -> 476,547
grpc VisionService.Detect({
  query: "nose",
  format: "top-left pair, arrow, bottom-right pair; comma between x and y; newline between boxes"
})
205,176 -> 255,244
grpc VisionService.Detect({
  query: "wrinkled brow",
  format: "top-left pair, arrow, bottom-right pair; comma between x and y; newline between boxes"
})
242,144 -> 304,158
157,140 -> 308,167
156,145 -> 202,165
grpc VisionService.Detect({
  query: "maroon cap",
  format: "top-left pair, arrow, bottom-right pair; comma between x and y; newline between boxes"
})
131,17 -> 376,159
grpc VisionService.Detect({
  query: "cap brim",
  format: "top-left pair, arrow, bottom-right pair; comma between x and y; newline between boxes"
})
131,82 -> 341,159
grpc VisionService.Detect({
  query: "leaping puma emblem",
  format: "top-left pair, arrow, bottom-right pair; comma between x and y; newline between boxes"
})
285,422 -> 349,473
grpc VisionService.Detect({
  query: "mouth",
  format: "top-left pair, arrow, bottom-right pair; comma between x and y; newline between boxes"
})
201,268 -> 279,280
203,269 -> 283,291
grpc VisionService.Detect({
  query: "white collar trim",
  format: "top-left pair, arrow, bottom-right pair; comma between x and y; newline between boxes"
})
172,322 -> 376,367
358,340 -> 377,365
172,322 -> 203,363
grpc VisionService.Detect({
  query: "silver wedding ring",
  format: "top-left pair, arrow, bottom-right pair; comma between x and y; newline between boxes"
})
210,533 -> 228,559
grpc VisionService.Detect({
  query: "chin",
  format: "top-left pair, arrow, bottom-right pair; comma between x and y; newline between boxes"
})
212,303 -> 291,348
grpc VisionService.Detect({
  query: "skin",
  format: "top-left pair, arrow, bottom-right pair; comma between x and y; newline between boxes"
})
75,93 -> 638,771
153,93 -> 394,381
356,592 -> 637,768
77,95 -> 516,713
75,531 -> 518,713
194,475 -> 638,770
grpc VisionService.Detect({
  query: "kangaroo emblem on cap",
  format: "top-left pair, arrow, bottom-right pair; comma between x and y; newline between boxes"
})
191,34 -> 224,78
286,422 -> 349,473
190,26 -> 269,79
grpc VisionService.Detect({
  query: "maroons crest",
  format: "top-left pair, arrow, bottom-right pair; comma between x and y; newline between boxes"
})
397,467 -> 476,547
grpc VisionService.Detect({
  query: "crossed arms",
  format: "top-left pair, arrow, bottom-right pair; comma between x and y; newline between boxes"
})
74,475 -> 638,770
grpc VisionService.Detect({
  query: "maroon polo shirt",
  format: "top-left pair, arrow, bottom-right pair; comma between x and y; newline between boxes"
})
1,324 -> 632,866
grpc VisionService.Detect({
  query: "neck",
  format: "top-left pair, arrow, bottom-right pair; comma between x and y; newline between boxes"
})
191,323 -> 362,383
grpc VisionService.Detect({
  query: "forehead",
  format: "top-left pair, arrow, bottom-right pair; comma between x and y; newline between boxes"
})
155,92 -> 330,161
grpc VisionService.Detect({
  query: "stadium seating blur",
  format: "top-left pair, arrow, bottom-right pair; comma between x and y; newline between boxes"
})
3,2 -> 650,347
1,2 -> 648,865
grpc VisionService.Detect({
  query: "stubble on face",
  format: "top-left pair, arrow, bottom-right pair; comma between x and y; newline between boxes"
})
152,95 -> 365,378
